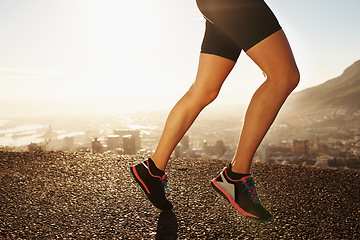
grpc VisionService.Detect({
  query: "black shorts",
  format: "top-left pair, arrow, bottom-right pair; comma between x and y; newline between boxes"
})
196,0 -> 282,62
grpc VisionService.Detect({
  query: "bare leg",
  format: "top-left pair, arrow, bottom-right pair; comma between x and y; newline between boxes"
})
231,29 -> 300,174
151,54 -> 236,171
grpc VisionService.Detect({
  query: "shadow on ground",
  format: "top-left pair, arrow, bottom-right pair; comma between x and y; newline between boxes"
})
156,211 -> 178,240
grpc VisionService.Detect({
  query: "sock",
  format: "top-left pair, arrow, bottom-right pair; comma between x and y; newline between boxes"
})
147,158 -> 165,177
226,164 -> 250,180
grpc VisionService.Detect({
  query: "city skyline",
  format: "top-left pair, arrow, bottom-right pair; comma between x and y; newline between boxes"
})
0,0 -> 360,116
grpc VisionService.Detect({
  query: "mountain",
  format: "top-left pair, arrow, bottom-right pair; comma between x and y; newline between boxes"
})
282,60 -> 360,115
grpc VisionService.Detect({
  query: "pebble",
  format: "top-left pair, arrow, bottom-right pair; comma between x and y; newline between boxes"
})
0,151 -> 359,239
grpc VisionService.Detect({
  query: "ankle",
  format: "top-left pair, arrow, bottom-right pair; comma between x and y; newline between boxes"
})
150,154 -> 167,172
227,164 -> 250,180
230,166 -> 250,175
147,158 -> 165,177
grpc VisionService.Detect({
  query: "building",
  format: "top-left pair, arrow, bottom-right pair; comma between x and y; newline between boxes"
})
114,130 -> 141,153
28,143 -> 43,152
63,137 -> 74,151
259,142 -> 269,163
123,135 -> 136,155
314,156 -> 330,168
106,135 -> 121,150
203,139 -> 226,158
92,138 -> 103,153
355,133 -> 360,142
292,140 -> 309,155
180,135 -> 190,150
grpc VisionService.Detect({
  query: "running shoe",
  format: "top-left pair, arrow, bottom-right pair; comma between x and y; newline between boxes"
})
130,159 -> 173,211
211,167 -> 272,222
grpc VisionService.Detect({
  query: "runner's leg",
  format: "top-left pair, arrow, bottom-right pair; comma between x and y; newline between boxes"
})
151,53 -> 235,171
231,29 -> 300,174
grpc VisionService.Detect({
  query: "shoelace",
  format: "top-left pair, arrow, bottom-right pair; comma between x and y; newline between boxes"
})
242,178 -> 260,204
159,171 -> 174,192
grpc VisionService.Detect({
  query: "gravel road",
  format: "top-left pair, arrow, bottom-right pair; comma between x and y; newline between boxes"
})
1,151 -> 359,239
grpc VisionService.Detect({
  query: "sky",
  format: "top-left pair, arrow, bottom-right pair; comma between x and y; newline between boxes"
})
0,0 -> 359,117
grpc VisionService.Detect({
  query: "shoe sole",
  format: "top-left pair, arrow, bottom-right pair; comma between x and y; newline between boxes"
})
211,180 -> 272,222
129,166 -> 172,212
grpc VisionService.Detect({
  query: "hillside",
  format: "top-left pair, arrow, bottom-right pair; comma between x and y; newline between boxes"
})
1,152 -> 359,239
282,60 -> 360,115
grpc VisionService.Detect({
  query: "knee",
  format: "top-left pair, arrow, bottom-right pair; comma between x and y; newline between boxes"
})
288,67 -> 300,91
187,86 -> 220,108
267,67 -> 300,95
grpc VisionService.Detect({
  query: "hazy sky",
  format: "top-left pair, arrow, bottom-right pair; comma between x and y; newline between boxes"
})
1,0 -> 359,116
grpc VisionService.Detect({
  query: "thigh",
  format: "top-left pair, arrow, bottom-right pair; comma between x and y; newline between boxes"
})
197,0 -> 282,51
190,53 -> 236,98
245,29 -> 299,81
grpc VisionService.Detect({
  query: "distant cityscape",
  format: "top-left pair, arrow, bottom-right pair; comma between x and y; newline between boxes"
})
1,59 -> 359,171
1,104 -> 359,170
